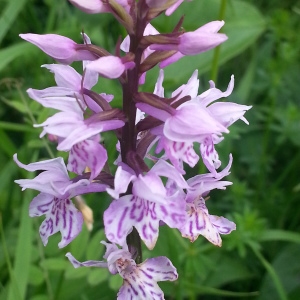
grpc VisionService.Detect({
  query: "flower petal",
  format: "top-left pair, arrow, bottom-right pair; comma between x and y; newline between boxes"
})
139,257 -> 178,282
104,196 -> 160,250
66,252 -> 108,268
38,197 -> 83,248
118,256 -> 177,299
68,139 -> 107,180
42,64 -> 82,89
172,69 -> 199,99
87,56 -> 126,79
29,192 -> 54,217
180,197 -> 235,246
104,195 -> 137,246
107,166 -> 136,199
69,0 -> 109,13
27,88 -> 84,113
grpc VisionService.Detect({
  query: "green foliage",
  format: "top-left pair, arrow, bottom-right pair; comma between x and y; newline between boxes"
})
1,0 -> 300,299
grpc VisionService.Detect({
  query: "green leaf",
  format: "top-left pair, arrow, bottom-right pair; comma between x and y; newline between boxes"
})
7,190 -> 33,300
87,268 -> 109,286
0,121 -> 35,132
251,246 -> 288,300
183,282 -> 259,297
0,0 -> 27,43
109,275 -> 122,291
30,296 -> 49,300
64,265 -> 90,279
27,139 -> 48,149
70,225 -> 90,260
86,229 -> 106,259
40,258 -> 70,271
258,244 -> 300,300
0,161 -> 18,210
1,99 -> 28,114
204,255 -> 253,288
28,265 -> 44,286
258,230 -> 300,244
0,42 -> 34,72
0,129 -> 17,157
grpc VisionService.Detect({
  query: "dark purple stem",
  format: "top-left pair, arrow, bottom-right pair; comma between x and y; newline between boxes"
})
121,7 -> 146,264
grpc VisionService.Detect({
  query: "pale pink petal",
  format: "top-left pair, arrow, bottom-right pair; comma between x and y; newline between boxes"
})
69,0 -> 109,13
196,20 -> 225,33
27,89 -> 84,114
104,195 -> 138,246
209,215 -> 236,235
13,154 -> 68,177
200,136 -> 221,176
198,75 -> 235,107
87,56 -> 133,79
29,193 -> 54,217
153,69 -> 165,97
160,51 -> 184,68
107,166 -> 136,199
104,196 -> 161,250
19,33 -> 94,64
171,70 -> 199,98
68,140 -> 107,180
42,64 -> 82,89
132,173 -> 167,204
34,111 -> 83,138
136,102 -> 172,122
180,197 -> 235,246
186,154 -> 233,201
139,257 -> 178,282
120,35 -> 130,52
165,0 -> 185,15
118,256 -> 178,299
179,30 -> 227,55
83,67 -> 99,90
150,159 -> 188,188
161,138 -> 199,172
66,252 -> 108,268
208,102 -> 252,127
57,118 -> 124,151
163,103 -> 228,142
20,33 -> 76,61
70,181 -> 108,197
38,197 -> 83,248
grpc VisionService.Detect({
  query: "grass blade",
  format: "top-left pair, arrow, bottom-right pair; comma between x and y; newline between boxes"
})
0,0 -> 27,44
7,189 -> 33,300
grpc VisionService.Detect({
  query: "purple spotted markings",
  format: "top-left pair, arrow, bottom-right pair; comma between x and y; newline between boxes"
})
32,194 -> 83,248
68,138 -> 107,180
178,155 -> 236,246
13,154 -> 107,247
104,160 -> 187,249
66,241 -> 178,300
179,196 -> 236,246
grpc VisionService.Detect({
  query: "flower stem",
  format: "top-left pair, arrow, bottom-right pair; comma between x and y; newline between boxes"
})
121,14 -> 147,263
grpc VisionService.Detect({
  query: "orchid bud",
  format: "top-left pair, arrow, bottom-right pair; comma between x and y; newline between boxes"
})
69,0 -> 109,14
86,55 -> 135,78
19,33 -> 95,64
